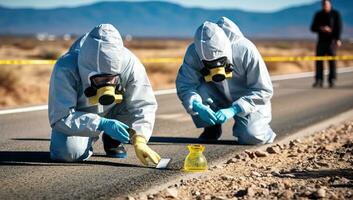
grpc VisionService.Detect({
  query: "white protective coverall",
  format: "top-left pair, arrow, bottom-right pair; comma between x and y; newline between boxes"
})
176,17 -> 276,145
49,24 -> 157,161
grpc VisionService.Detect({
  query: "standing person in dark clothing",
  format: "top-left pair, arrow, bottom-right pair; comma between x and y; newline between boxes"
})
311,0 -> 342,88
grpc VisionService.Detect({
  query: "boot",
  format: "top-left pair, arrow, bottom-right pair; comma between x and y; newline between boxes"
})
312,80 -> 323,88
102,133 -> 127,158
329,80 -> 335,88
198,124 -> 222,141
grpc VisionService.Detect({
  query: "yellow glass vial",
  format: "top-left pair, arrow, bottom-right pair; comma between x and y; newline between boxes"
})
183,144 -> 208,172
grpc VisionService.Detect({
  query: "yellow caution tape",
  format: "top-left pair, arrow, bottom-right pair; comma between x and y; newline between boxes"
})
263,55 -> 353,62
0,60 -> 57,65
0,55 -> 353,65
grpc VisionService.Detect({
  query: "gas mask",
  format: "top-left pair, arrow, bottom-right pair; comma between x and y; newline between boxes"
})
200,56 -> 233,82
84,73 -> 124,105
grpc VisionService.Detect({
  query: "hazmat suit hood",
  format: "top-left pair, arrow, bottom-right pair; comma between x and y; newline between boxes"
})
217,17 -> 244,42
78,24 -> 124,89
194,21 -> 232,64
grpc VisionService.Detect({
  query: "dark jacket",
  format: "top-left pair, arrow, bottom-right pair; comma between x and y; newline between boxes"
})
311,9 -> 342,43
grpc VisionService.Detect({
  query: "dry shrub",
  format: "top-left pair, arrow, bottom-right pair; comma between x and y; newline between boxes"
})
37,48 -> 62,59
0,67 -> 21,91
145,63 -> 179,74
13,39 -> 37,50
125,39 -> 190,50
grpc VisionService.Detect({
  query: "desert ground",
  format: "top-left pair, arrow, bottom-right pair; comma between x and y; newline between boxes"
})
132,119 -> 353,200
0,36 -> 352,108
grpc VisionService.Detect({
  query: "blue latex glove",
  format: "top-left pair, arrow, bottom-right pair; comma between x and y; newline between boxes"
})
192,101 -> 217,126
215,105 -> 241,124
98,118 -> 130,143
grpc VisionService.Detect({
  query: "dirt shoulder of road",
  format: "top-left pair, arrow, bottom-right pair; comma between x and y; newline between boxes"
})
128,119 -> 353,200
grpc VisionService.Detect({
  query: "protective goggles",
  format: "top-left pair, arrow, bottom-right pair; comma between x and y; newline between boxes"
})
200,56 -> 233,82
84,73 -> 124,105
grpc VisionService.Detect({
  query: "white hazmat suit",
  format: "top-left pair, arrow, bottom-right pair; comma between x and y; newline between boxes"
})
49,24 -> 157,161
176,17 -> 276,144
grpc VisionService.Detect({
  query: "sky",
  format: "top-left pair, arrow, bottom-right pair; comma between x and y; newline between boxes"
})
0,0 -> 319,12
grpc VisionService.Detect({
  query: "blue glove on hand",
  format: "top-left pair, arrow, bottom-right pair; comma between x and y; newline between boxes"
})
215,105 -> 241,124
192,101 -> 217,126
98,118 -> 130,143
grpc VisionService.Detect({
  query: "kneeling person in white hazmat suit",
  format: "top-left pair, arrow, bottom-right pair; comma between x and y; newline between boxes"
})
49,24 -> 160,165
176,17 -> 276,144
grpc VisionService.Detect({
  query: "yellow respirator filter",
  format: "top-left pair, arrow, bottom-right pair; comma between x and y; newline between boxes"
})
88,86 -> 123,105
204,67 -> 233,82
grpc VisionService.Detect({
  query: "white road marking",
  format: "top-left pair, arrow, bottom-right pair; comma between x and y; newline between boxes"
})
0,66 -> 352,116
271,66 -> 353,81
0,105 -> 48,115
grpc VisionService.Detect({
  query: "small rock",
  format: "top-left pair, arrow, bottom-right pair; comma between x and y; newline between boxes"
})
282,180 -> 292,189
290,168 -> 302,173
247,186 -> 257,197
327,191 -> 339,200
276,143 -> 285,150
255,150 -> 268,157
303,190 -> 313,197
147,194 -> 154,199
313,188 -> 326,198
333,135 -> 340,142
282,173 -> 296,178
213,165 -> 224,169
251,171 -> 261,177
266,146 -> 280,154
164,188 -> 178,199
305,167 -> 313,171
293,139 -> 302,143
126,196 -> 135,200
271,170 -> 281,176
193,191 -> 201,196
221,175 -> 235,181
235,189 -> 247,197
244,150 -> 256,159
238,176 -> 246,181
204,194 -> 212,200
213,196 -> 227,200
313,163 -> 321,169
316,162 -> 330,167
280,190 -> 294,199
138,194 -> 148,200
226,158 -> 238,164
250,163 -> 258,168
258,188 -> 270,196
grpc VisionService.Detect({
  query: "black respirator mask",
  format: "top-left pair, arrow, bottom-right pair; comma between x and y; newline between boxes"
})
84,74 -> 124,105
200,56 -> 234,82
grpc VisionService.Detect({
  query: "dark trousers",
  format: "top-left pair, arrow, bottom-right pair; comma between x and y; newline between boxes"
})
315,42 -> 337,83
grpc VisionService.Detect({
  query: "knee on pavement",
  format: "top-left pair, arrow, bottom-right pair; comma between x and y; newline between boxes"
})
235,123 -> 274,145
50,145 -> 91,162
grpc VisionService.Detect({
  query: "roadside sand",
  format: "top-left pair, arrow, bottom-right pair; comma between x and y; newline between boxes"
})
131,120 -> 353,200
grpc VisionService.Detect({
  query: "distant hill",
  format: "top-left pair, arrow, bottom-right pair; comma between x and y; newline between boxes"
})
0,0 -> 352,38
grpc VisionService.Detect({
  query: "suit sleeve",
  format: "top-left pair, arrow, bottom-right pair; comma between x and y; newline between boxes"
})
122,54 -> 158,141
48,57 -> 101,137
175,44 -> 203,115
232,42 -> 273,117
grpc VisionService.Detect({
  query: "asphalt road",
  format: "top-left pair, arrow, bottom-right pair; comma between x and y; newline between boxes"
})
1,69 -> 353,199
